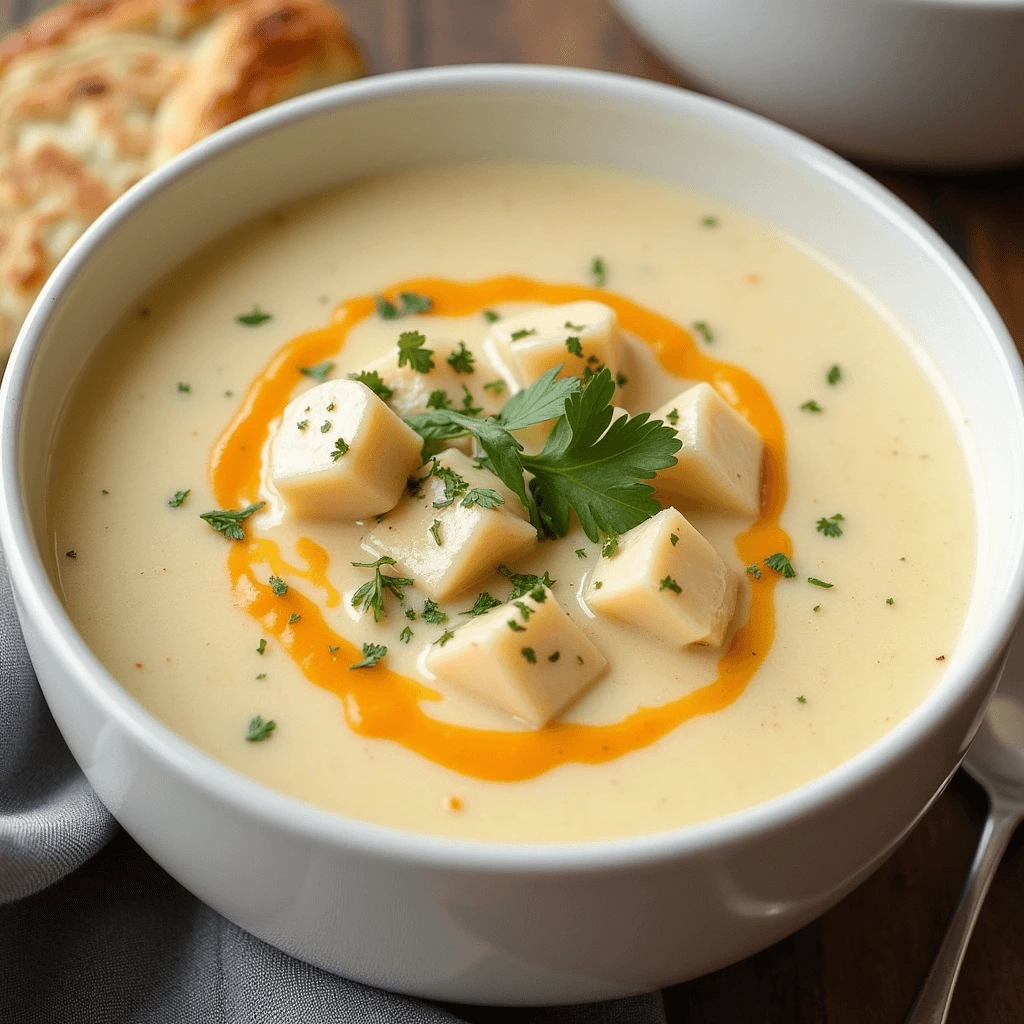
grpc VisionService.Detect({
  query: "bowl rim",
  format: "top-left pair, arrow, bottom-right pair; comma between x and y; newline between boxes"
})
3,63 -> 1022,872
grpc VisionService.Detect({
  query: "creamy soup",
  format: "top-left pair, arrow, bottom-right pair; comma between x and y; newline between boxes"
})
48,163 -> 975,842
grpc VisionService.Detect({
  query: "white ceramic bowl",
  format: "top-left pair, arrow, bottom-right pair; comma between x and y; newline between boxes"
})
2,66 -> 1023,1006
611,0 -> 1024,170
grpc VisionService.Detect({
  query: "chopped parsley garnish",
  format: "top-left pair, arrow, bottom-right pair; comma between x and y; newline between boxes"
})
566,336 -> 583,357
665,408 -> 679,427
590,257 -> 607,287
616,373 -> 629,388
269,575 -> 288,596
330,438 -> 349,462
462,592 -> 501,616
199,502 -> 265,541
375,294 -> 399,319
376,292 -> 433,319
348,369 -> 394,399
764,552 -> 796,578
426,389 -> 452,410
320,420 -> 331,434
429,519 -> 442,546
601,528 -> 619,558
797,695 -> 807,704
296,420 -> 309,431
827,364 -> 842,386
422,599 -> 447,625
593,581 -> 603,589
405,608 -> 417,620
101,489 -> 109,495
816,513 -> 844,538
397,330 -> 434,373
327,402 -> 335,412
245,716 -> 276,742
548,651 -> 560,663
434,629 -> 455,647
351,556 -> 413,622
483,309 -> 500,323
522,647 -> 537,664
575,548 -> 587,559
483,379 -> 506,395
513,600 -> 533,622
256,673 -> 266,680
329,645 -> 339,654
236,306 -> 272,326
670,533 -> 679,546
886,597 -> 895,605
461,487 -> 504,509
508,620 -> 526,632
813,604 -> 821,613
565,320 -> 585,331
299,361 -> 333,383
660,576 -> 682,594
808,577 -> 833,589
498,565 -> 556,600
177,382 -> 191,393
746,564 -> 762,579
288,613 -> 301,624
168,489 -> 190,508
701,215 -> 718,227
257,638 -> 267,655
693,321 -> 714,344
399,625 -> 413,643
446,342 -> 475,374
350,642 -> 387,669
800,400 -> 823,413
510,328 -> 536,341
460,385 -> 482,416
429,460 -> 469,508
65,550 -> 77,559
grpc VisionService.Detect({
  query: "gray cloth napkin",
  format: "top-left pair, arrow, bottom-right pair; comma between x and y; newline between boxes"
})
0,545 -> 665,1023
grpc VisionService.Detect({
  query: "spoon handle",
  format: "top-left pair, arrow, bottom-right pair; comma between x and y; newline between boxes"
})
902,801 -> 1019,1024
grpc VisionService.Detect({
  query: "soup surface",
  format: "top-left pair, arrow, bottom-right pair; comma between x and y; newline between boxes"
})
49,163 -> 975,842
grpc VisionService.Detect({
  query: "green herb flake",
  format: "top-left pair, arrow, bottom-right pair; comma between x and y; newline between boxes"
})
461,487 -> 504,509
446,342 -> 475,374
800,400 -> 823,413
177,382 -> 191,393
422,599 -> 448,625
665,408 -> 679,427
693,321 -> 714,344
101,489 -> 109,495
548,651 -> 560,663
351,556 -> 414,622
508,620 -> 526,632
168,489 -> 190,508
65,550 -> 77,559
397,330 -> 434,374
827,364 -> 842,386
399,625 -> 413,643
329,645 -> 339,654
236,306 -> 272,326
499,566 -> 556,600
405,608 -> 417,621
601,529 -> 619,558
269,575 -> 288,596
590,257 -> 607,287
330,438 -> 349,462
399,291 -> 433,315
510,328 -> 536,341
462,592 -> 501,616
566,336 -> 583,357
797,695 -> 807,704
813,604 -> 821,613
430,460 -> 469,508
808,577 -> 833,589
320,420 -> 331,434
483,309 -> 500,323
575,548 -> 587,559
199,502 -> 265,541
257,638 -> 267,655
616,373 -> 629,388
746,564 -> 762,579
460,385 -> 483,416
764,552 -> 796,578
299,361 -> 334,383
660,576 -> 682,594
701,215 -> 718,228
326,402 -> 335,412
513,600 -> 532,622
245,716 -> 276,742
670,533 -> 679,546
594,581 -> 603,589
426,389 -> 453,411
565,320 -> 585,331
816,513 -> 844,538
256,673 -> 266,680
482,379 -> 506,395
375,294 -> 399,319
296,420 -> 309,431
429,519 -> 442,546
434,629 -> 455,647
350,642 -> 387,669
522,647 -> 537,664
348,369 -> 394,400
886,597 -> 895,605
288,613 -> 301,624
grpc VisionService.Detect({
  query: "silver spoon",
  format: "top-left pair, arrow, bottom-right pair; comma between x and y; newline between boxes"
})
903,631 -> 1024,1024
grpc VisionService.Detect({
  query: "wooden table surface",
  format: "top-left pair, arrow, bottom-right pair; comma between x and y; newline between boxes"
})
7,0 -> 1023,1019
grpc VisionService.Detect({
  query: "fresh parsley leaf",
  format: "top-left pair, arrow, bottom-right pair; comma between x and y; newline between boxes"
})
349,369 -> 394,399
816,513 -> 844,538
299,361 -> 333,383
575,548 -> 587,558
400,292 -> 432,314
566,336 -> 583,357
350,642 -> 387,669
236,306 -> 272,326
746,564 -> 762,579
429,460 -> 469,508
521,647 -> 537,664
269,575 -> 287,596
800,400 -> 823,413
498,566 -> 555,600
521,369 -> 681,541
351,556 -> 413,622
808,577 -> 834,589
483,379 -> 506,395
764,552 -> 796,578
426,389 -> 453,411
827,364 -> 842,386
257,638 -> 267,655
483,309 -> 500,323
405,608 -> 417,620
670,533 -> 679,546
434,629 -> 455,646
590,257 -> 607,287
461,487 -> 504,509
331,438 -> 349,462
399,625 -> 414,643
461,592 -> 501,616
693,321 -> 714,344
168,489 -> 190,508
498,367 -> 580,431
429,519 -> 442,546
397,330 -> 434,373
460,385 -> 482,416
245,716 -> 276,742
376,295 -> 399,319
422,599 -> 447,625
660,576 -> 682,593
200,502 -> 265,541
446,342 -> 475,374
